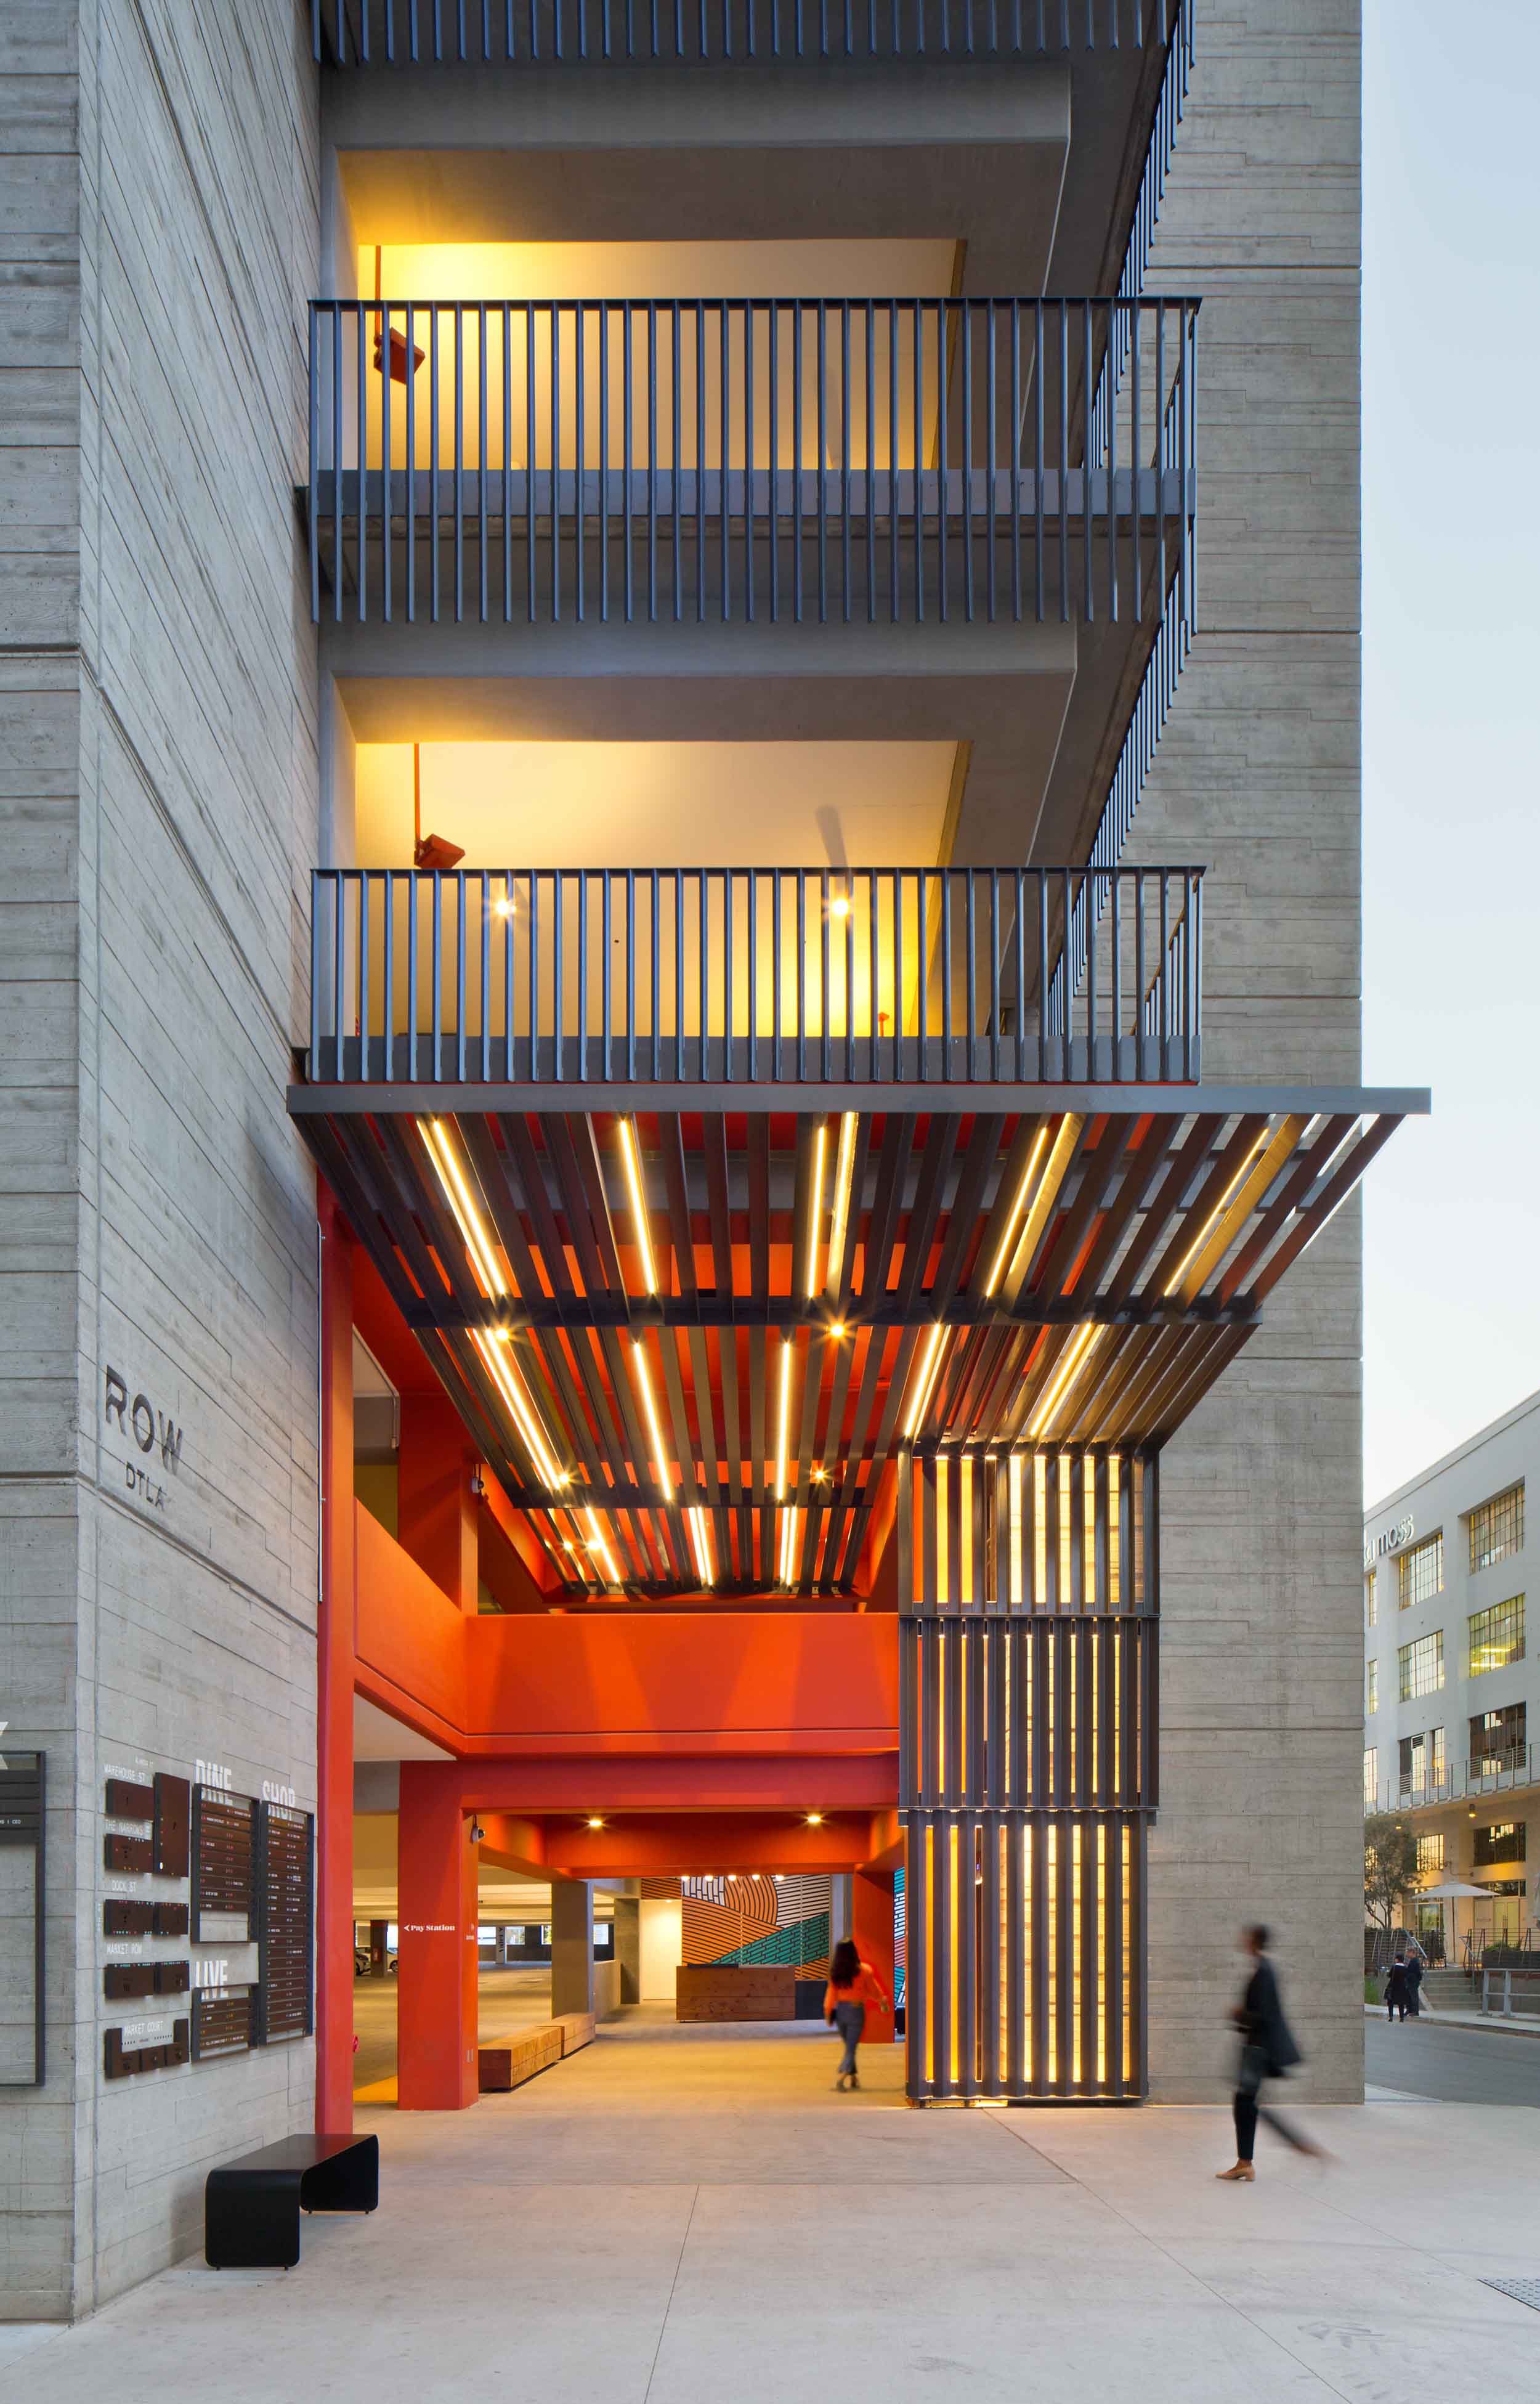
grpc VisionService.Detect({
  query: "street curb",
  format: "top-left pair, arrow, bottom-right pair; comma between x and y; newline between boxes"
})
1364,2002 -> 1540,2043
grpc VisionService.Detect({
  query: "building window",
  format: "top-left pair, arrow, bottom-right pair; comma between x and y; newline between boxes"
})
1416,1832 -> 1445,1875
1469,1482 -> 1524,1574
1473,1821 -> 1527,1869
1363,1747 -> 1378,1809
1398,1631 -> 1444,1702
1366,1659 -> 1378,1715
1366,1570 -> 1377,1629
1398,1533 -> 1443,1610
1430,1726 -> 1446,1783
1470,1702 -> 1526,1775
1468,1594 -> 1525,1678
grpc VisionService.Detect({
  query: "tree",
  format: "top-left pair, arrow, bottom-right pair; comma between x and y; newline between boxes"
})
1364,1814 -> 1420,1931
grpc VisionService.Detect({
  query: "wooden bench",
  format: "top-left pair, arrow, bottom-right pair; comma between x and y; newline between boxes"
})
553,2010 -> 596,2056
205,2132 -> 378,2270
477,2022 -> 564,2092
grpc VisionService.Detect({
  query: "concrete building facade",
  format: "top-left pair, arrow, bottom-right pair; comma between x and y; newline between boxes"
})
1364,1393 -> 1539,1963
2,0 -> 1419,2324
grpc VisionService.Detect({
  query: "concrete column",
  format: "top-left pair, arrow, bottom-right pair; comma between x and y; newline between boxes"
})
368,1918 -> 391,1976
551,1877 -> 595,2016
316,1191 -> 356,2134
397,1392 -> 479,1611
612,1894 -> 641,2004
830,1874 -> 853,1947
396,1766 -> 479,2110
853,1869 -> 897,2045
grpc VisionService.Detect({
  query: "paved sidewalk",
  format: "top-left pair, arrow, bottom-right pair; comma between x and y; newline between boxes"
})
1365,1999 -> 1540,2039
5,2010 -> 1540,2403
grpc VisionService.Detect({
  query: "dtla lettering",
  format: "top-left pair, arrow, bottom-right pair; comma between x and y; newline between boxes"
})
104,1366 -> 184,1514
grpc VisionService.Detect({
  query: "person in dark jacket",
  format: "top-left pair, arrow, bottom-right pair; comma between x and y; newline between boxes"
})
1215,1925 -> 1327,2182
1401,1951 -> 1424,2018
1384,1954 -> 1409,2022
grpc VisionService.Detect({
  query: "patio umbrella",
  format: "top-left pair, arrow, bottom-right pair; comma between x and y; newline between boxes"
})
1416,1881 -> 1489,1898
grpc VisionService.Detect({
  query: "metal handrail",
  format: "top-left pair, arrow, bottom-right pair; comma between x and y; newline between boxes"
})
307,293 -> 1199,628
306,861 -> 1204,1086
1368,1745 -> 1539,1816
314,0 -> 1164,65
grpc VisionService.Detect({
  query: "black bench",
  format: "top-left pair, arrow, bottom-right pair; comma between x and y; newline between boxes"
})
205,2132 -> 378,2269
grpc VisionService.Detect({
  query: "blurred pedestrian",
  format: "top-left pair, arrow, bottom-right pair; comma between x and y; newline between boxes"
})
1384,1952 -> 1411,2023
1215,1925 -> 1327,2183
824,1937 -> 890,2093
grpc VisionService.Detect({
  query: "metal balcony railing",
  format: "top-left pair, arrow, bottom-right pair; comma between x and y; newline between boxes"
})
1368,1748 -> 1540,1817
306,862 -> 1203,1086
313,0 -> 1171,65
307,294 -> 1198,628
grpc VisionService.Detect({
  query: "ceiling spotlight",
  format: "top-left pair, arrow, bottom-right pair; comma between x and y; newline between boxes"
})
829,1323 -> 846,1341
774,1874 -> 784,1883
586,1816 -> 604,1830
727,1873 -> 738,1883
805,1812 -> 824,1827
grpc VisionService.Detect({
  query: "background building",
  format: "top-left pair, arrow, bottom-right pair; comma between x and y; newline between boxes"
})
1364,1392 -> 1537,1962
1,0 -> 1414,2323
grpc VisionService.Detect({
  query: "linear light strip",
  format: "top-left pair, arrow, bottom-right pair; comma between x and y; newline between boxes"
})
827,1110 -> 858,1291
618,1117 -> 658,1296
421,1118 -> 506,1299
984,1123 -> 1051,1297
583,1506 -> 622,1587
774,1334 -> 795,1501
687,1505 -> 714,1588
1026,1323 -> 1104,1439
471,1328 -> 567,1492
806,1124 -> 827,1301
778,1504 -> 800,1586
1162,1132 -> 1268,1298
902,1323 -> 950,1442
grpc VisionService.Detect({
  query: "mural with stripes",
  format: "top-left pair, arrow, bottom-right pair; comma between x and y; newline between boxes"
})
680,1874 -> 832,1977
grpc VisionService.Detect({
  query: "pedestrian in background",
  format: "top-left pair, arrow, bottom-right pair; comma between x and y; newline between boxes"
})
1401,1948 -> 1424,2019
1215,1925 -> 1327,2183
1384,1952 -> 1410,2023
824,1937 -> 890,2093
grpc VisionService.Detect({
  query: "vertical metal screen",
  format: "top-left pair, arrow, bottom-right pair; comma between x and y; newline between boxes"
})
898,1447 -> 1157,2102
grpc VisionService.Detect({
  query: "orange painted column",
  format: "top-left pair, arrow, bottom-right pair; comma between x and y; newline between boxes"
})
854,1868 -> 898,2045
397,1763 -> 480,2110
397,1393 -> 479,1612
316,1187 -> 356,2134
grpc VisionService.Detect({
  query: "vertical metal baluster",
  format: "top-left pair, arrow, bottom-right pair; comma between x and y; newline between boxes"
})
503,869 -> 514,1081
1015,868 -> 1027,1081
844,865 -> 856,1082
768,303 -> 779,622
868,868 -> 879,1081
986,302 -> 998,620
819,866 -> 832,1081
699,869 -> 710,1082
600,304 -> 610,621
380,297 -> 394,623
961,299 -> 973,621
796,871 -> 808,1079
601,872 -> 613,1079
625,874 -> 636,1080
647,301 -> 659,622
817,302 -> 828,623
475,303 -> 487,621
675,868 -> 685,1081
889,297 -> 900,621
841,303 -> 855,620
1134,867 -> 1146,1081
1085,869 -> 1098,1081
892,869 -> 903,1083
989,871 -> 1000,1080
724,867 -> 736,1083
408,871 -> 419,1081
1110,866 -> 1122,1081
748,872 -> 758,1081
1106,300 -> 1117,624
647,867 -> 659,1081
772,871 -> 783,1082
918,869 -> 929,1081
309,307 -> 321,622
551,301 -> 562,622
525,304 -> 536,622
672,303 -> 682,622
1130,298 -> 1142,623
527,869 -> 539,1079
310,871 -> 324,1076
477,871 -> 489,1084
455,872 -> 467,1083
696,301 -> 707,624
864,298 -> 875,621
965,872 -> 978,1080
1192,871 -> 1202,1078
942,870 -> 954,1081
358,876 -> 370,1075
1032,298 -> 1044,621
431,871 -> 443,1081
575,303 -> 586,622
936,296 -> 949,622
452,306 -> 466,621
1158,869 -> 1170,1070
553,869 -> 565,1083
793,303 -> 804,622
914,300 -> 924,620
623,301 -> 634,623
1037,869 -> 1048,1079
501,307 -> 513,622
719,302 -> 731,622
428,307 -> 441,622
744,299 -> 755,624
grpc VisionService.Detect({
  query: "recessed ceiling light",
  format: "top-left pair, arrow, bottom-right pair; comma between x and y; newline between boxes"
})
586,1816 -> 604,1830
805,1812 -> 824,1827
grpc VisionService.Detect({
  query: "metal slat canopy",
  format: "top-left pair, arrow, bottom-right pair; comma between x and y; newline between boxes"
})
290,1079 -> 1426,1601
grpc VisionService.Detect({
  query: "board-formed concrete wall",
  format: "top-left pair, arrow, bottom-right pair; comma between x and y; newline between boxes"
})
0,1 -> 321,2318
1125,0 -> 1366,2100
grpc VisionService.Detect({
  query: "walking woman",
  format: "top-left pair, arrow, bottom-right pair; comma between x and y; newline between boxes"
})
1215,1925 -> 1327,2182
824,1937 -> 890,2092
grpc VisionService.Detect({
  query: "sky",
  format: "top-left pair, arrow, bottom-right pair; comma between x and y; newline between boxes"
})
1361,0 -> 1540,1505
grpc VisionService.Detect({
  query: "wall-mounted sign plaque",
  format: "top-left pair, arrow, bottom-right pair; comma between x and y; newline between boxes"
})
256,1803 -> 314,2044
105,1833 -> 153,1874
105,1961 -> 188,2001
192,1987 -> 253,2061
192,1785 -> 254,1943
105,1778 -> 153,1821
153,1774 -> 190,1877
104,2016 -> 189,2078
0,1750 -> 44,2086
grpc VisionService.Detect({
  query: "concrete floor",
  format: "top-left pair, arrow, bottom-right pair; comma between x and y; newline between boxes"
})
6,2008 -> 1540,2401
352,1963 -> 554,2097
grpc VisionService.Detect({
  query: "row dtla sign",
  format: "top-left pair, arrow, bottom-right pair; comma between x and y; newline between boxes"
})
1363,1513 -> 1414,1573
103,1366 -> 184,1514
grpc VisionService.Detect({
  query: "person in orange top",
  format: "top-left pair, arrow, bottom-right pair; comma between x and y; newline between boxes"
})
824,1937 -> 891,2091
